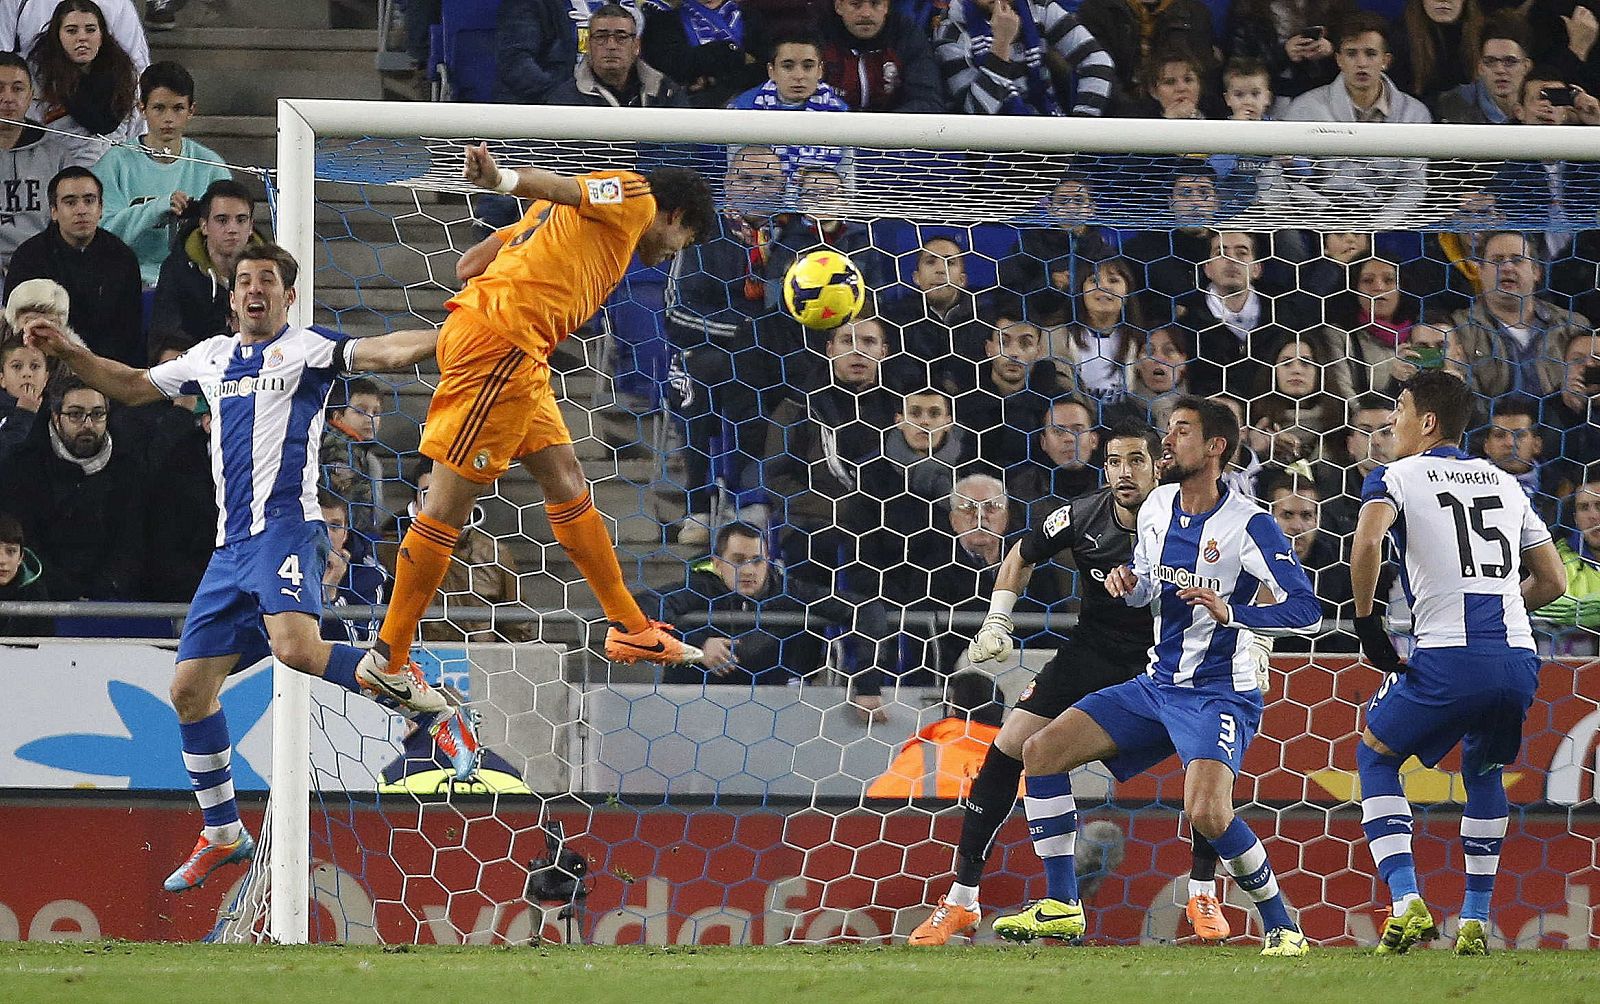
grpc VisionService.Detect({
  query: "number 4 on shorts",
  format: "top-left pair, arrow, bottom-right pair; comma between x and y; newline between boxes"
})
278,554 -> 304,586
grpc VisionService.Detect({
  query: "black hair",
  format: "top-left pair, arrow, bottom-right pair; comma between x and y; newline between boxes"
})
1479,12 -> 1531,55
197,177 -> 255,219
335,376 -> 385,409
48,165 -> 101,205
1334,11 -> 1393,51
233,243 -> 299,290
316,489 -> 347,511
47,374 -> 102,416
139,59 -> 196,103
0,510 -> 22,547
1400,370 -> 1473,443
1173,395 -> 1241,466
1105,417 -> 1161,461
0,51 -> 29,78
1257,464 -> 1322,504
766,30 -> 825,62
714,521 -> 765,556
645,166 -> 716,244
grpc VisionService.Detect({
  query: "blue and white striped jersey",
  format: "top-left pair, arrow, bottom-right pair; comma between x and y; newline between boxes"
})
1361,446 -> 1552,653
147,325 -> 354,547
1126,483 -> 1322,693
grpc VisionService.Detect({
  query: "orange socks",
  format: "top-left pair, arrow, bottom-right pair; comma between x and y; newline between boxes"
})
378,512 -> 458,672
547,490 -> 649,634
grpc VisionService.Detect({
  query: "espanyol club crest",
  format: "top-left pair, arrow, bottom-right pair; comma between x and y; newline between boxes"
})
1202,539 -> 1220,563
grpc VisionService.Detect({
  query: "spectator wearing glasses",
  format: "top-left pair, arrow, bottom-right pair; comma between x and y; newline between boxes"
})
1451,230 -> 1590,399
550,3 -> 687,107
1433,13 -> 1530,123
0,376 -> 146,600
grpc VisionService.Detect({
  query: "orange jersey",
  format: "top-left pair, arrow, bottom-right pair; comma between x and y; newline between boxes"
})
446,171 -> 655,358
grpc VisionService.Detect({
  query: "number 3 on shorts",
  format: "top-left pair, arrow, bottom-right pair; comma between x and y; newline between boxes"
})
1217,712 -> 1237,755
277,554 -> 304,587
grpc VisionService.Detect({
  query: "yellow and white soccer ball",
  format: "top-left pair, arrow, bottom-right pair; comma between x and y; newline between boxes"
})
782,249 -> 866,330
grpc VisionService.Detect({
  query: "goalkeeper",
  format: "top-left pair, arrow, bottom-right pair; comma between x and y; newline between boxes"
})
911,418 -> 1265,945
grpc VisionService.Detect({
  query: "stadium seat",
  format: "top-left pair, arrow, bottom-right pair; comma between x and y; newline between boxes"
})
434,0 -> 501,103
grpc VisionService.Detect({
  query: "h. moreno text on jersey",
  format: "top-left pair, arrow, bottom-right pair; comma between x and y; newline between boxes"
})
1426,467 -> 1501,485
1155,564 -> 1222,593
204,375 -> 289,400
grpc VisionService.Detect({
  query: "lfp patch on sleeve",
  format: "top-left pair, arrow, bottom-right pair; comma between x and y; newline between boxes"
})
586,177 -> 624,205
1043,504 -> 1072,539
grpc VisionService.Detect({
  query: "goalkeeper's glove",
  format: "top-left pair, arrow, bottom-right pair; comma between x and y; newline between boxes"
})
1353,613 -> 1406,676
967,612 -> 1015,665
1247,632 -> 1272,696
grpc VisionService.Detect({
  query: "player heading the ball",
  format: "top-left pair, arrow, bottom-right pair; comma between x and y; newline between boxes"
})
1350,370 -> 1568,956
371,144 -> 717,682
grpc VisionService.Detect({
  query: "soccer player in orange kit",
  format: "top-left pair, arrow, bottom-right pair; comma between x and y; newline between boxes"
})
358,143 -> 717,699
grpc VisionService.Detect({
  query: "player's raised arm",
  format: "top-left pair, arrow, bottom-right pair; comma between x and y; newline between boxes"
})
463,142 -> 583,206
345,327 -> 440,371
23,317 -> 163,406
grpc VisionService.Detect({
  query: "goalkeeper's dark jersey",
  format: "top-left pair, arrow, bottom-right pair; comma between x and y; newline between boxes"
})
1018,486 -> 1151,659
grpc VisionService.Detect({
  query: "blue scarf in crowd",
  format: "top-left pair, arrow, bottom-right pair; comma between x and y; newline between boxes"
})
959,0 -> 1061,116
746,79 -> 849,112
647,0 -> 743,48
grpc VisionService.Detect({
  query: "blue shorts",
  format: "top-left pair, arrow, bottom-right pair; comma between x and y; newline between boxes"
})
1364,646 -> 1540,769
176,520 -> 330,669
1075,673 -> 1263,781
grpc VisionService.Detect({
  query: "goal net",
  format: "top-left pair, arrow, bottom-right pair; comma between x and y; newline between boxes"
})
220,102 -> 1600,948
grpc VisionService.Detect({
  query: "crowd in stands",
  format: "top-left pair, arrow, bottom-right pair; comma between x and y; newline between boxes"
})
0,1 -> 1596,695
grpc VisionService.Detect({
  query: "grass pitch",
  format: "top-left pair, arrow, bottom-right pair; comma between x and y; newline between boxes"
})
2,942 -> 1595,1004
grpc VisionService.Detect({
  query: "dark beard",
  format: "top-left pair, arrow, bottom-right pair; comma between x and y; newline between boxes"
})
1160,459 -> 1195,485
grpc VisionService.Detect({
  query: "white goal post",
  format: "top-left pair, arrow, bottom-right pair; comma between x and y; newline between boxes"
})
268,97 -> 1600,948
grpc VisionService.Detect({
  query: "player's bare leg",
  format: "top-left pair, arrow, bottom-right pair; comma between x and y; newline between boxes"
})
519,443 -> 701,665
911,709 -> 1051,945
166,655 -> 254,892
1183,759 -> 1307,956
991,709 -> 1120,942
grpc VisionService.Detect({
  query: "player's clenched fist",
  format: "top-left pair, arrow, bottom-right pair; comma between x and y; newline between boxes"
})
1104,564 -> 1138,598
967,612 -> 1014,664
462,142 -> 499,188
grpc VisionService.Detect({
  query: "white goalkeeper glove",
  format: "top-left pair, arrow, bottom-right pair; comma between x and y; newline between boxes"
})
1248,632 -> 1273,695
967,612 -> 1015,665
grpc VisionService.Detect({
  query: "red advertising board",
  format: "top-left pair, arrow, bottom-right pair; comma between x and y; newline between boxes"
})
2,799 -> 1595,948
1115,658 -> 1600,806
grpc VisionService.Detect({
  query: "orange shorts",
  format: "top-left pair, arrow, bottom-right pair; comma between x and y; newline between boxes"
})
418,309 -> 571,484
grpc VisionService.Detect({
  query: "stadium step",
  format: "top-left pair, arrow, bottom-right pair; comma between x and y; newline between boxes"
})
150,29 -> 382,118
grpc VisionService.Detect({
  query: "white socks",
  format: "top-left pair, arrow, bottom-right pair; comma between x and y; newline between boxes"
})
947,882 -> 980,910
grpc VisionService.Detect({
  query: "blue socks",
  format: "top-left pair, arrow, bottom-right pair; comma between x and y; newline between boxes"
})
1023,773 -> 1079,902
322,643 -> 365,693
1212,816 -> 1296,932
181,709 -> 240,843
1358,741 -> 1419,910
1460,756 -> 1508,923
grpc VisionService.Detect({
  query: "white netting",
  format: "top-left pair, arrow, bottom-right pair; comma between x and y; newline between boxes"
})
221,106 -> 1599,947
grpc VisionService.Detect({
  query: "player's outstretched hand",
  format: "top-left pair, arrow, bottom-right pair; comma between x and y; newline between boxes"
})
1353,613 -> 1407,676
1179,586 -> 1232,625
1104,564 -> 1138,598
700,636 -> 738,677
21,316 -> 75,358
967,612 -> 1014,664
463,142 -> 498,189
